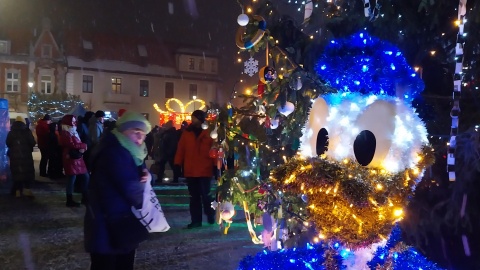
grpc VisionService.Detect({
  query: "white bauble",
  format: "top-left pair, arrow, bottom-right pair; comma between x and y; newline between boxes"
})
278,102 -> 295,116
201,123 -> 209,130
270,118 -> 279,129
237,14 -> 249,26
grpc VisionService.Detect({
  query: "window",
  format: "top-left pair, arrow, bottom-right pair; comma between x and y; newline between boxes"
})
111,77 -> 122,93
211,60 -> 216,73
199,59 -> 205,71
0,40 -> 9,54
42,44 -> 52,58
82,75 -> 93,93
82,40 -> 93,50
41,75 -> 52,94
6,71 -> 20,92
189,84 -> 197,99
138,45 -> 147,57
188,58 -> 195,70
165,82 -> 174,98
139,80 -> 149,97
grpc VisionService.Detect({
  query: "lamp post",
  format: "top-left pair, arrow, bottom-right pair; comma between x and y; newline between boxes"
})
193,95 -> 197,110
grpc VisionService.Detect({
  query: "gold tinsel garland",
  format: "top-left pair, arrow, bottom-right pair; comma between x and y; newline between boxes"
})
270,146 -> 435,247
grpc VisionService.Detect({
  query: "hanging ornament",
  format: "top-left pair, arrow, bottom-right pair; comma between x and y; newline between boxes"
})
235,15 -> 266,50
237,13 -> 249,26
257,81 -> 265,98
277,102 -> 295,116
259,66 -> 277,84
210,125 -> 218,139
270,118 -> 279,129
244,57 -> 259,77
201,122 -> 209,130
303,0 -> 313,25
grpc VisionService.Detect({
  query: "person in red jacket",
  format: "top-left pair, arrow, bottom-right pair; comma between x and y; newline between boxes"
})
35,114 -> 52,177
59,115 -> 89,207
175,110 -> 215,228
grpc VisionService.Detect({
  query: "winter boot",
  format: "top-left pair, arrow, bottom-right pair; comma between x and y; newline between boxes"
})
66,194 -> 80,207
23,189 -> 35,199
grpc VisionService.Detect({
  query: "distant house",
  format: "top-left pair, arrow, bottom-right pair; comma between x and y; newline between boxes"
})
0,18 -> 66,113
0,18 -> 223,126
62,31 -> 222,125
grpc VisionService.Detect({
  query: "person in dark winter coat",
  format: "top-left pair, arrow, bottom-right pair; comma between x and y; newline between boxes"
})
156,121 -> 180,183
59,115 -> 89,207
84,111 -> 152,270
35,114 -> 51,177
6,116 -> 36,198
78,111 -> 95,170
89,110 -> 105,147
175,110 -> 215,228
46,122 -> 64,179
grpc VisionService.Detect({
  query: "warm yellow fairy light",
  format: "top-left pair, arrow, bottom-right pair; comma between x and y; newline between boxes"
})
246,7 -> 252,13
376,184 -> 383,190
237,58 -> 242,63
245,89 -> 252,95
313,237 -> 319,243
454,19 -> 461,26
154,98 -> 205,114
318,233 -> 326,239
393,208 -> 403,217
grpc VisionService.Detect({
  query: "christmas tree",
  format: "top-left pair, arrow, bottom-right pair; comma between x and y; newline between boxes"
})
28,92 -> 84,124
212,0 -> 480,269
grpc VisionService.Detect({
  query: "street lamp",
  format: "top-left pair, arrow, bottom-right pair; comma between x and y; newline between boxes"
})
28,82 -> 34,91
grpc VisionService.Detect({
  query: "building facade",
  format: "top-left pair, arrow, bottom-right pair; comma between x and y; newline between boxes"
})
0,19 -> 222,126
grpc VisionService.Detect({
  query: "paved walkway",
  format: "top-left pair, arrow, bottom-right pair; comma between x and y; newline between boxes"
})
0,150 -> 262,270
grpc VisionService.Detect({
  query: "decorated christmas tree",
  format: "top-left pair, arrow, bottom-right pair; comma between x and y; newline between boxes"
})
209,0 -> 480,269
28,92 -> 84,124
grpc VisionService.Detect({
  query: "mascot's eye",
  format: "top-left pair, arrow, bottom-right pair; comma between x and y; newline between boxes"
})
353,130 -> 376,166
316,128 -> 329,156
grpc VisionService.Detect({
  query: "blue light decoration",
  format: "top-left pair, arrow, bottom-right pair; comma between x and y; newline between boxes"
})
315,32 -> 424,103
238,227 -> 446,269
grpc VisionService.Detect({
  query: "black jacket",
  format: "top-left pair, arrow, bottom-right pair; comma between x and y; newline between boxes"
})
6,121 -> 36,182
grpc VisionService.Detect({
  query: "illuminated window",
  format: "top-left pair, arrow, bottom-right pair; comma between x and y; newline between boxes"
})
199,59 -> 205,71
111,77 -> 122,93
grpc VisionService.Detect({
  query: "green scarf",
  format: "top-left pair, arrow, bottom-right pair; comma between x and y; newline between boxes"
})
112,129 -> 147,166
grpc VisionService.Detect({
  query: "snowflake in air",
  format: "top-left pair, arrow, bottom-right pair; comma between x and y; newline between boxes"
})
244,57 -> 259,77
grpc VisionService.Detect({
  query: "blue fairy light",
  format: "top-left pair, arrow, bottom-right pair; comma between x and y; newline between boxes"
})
315,32 -> 424,103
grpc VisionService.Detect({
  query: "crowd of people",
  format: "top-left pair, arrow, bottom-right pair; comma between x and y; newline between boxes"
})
5,109 -> 218,269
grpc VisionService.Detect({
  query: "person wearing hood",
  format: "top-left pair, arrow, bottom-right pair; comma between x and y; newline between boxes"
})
84,111 -> 151,269
78,111 -> 95,170
35,114 -> 52,177
174,110 -> 215,228
6,116 -> 36,198
59,115 -> 89,207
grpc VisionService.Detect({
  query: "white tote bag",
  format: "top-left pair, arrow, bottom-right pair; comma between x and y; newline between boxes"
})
131,180 -> 170,233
